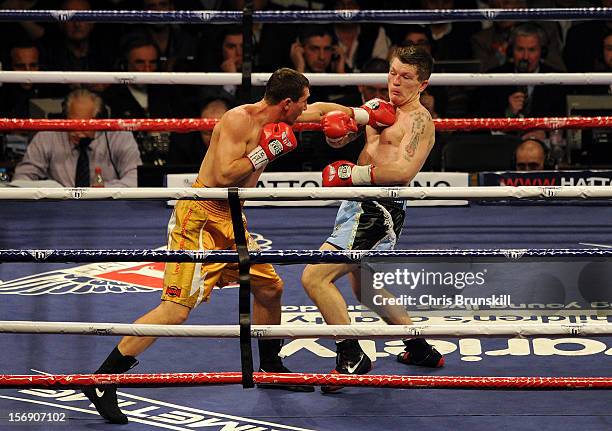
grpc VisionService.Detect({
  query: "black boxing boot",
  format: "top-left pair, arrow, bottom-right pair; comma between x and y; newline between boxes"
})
83,346 -> 138,424
257,339 -> 314,392
397,338 -> 444,368
321,339 -> 372,394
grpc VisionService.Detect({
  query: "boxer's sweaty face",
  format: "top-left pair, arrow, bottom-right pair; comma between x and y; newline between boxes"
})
283,88 -> 309,125
388,59 -> 426,107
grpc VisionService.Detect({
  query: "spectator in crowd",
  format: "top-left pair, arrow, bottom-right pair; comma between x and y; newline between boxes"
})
198,26 -> 262,105
592,31 -> 612,95
568,29 -> 612,98
331,0 -> 391,72
418,0 -> 480,61
184,0 -> 285,73
564,0 -> 612,72
127,0 -> 198,72
13,89 -> 141,187
472,0 -> 565,72
42,0 -> 115,75
290,25 -> 345,74
219,0 -> 289,72
198,97 -> 231,149
167,97 -> 231,165
0,42 -> 59,118
198,25 -> 244,74
0,41 -> 60,165
103,35 -> 176,118
600,30 -> 612,71
390,24 -> 433,55
475,23 -> 566,118
103,35 -> 179,165
256,6 -> 298,72
472,0 -> 524,72
289,25 -> 359,104
217,27 -> 243,74
544,0 -> 591,46
515,137 -> 548,171
357,57 -> 390,104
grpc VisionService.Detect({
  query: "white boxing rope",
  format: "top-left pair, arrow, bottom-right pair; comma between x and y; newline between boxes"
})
1,186 -> 612,201
425,73 -> 612,87
0,321 -> 609,338
1,71 -> 611,86
236,186 -> 612,201
0,187 -> 226,200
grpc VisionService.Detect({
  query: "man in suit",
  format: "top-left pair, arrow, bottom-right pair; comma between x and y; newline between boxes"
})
475,23 -> 566,119
103,35 -> 182,165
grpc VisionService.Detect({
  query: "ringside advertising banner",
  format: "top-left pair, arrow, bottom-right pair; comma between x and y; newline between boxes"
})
479,170 -> 612,187
166,171 -> 469,207
360,255 -> 612,317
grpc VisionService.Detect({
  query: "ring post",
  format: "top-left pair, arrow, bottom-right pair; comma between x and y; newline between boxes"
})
241,1 -> 253,102
228,187 -> 254,388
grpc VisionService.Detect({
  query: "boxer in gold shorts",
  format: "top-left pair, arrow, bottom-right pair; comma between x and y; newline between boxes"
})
161,179 -> 282,308
84,68 -> 354,424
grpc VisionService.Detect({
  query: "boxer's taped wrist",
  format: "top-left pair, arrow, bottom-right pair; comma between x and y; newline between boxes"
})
351,164 -> 372,185
352,107 -> 370,126
247,146 -> 268,170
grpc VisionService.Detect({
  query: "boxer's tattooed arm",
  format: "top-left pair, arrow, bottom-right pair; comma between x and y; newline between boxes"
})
404,111 -> 428,161
428,132 -> 435,150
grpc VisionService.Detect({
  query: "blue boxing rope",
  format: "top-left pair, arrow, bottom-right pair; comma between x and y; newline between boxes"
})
2,248 -> 612,264
0,8 -> 611,24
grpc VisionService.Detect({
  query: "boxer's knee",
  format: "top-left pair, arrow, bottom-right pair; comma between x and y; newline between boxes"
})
301,265 -> 325,296
157,300 -> 191,324
254,280 -> 284,304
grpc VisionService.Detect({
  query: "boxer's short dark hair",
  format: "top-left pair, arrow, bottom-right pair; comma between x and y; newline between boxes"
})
391,46 -> 433,82
264,68 -> 310,104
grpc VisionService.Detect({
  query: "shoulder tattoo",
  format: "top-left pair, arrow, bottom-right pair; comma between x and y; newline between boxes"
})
404,111 -> 429,161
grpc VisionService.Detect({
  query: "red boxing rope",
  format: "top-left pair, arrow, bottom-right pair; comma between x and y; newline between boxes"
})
1,372 -> 610,390
0,117 -> 610,132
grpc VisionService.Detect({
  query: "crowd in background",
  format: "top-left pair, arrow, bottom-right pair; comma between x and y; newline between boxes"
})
1,0 -> 611,183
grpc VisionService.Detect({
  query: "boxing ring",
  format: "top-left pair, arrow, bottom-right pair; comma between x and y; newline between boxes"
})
1,197 -> 612,429
1,5 -> 612,431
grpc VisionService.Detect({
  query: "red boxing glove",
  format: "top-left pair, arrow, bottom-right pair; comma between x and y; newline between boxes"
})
321,111 -> 358,148
352,98 -> 396,128
322,160 -> 374,187
247,122 -> 297,170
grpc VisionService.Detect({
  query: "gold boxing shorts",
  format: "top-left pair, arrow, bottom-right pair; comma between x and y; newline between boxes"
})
161,180 -> 282,309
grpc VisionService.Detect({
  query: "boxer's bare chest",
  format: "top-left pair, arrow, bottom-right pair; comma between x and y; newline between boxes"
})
361,121 -> 407,165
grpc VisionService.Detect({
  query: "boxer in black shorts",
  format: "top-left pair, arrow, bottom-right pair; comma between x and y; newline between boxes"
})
302,46 -> 444,393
